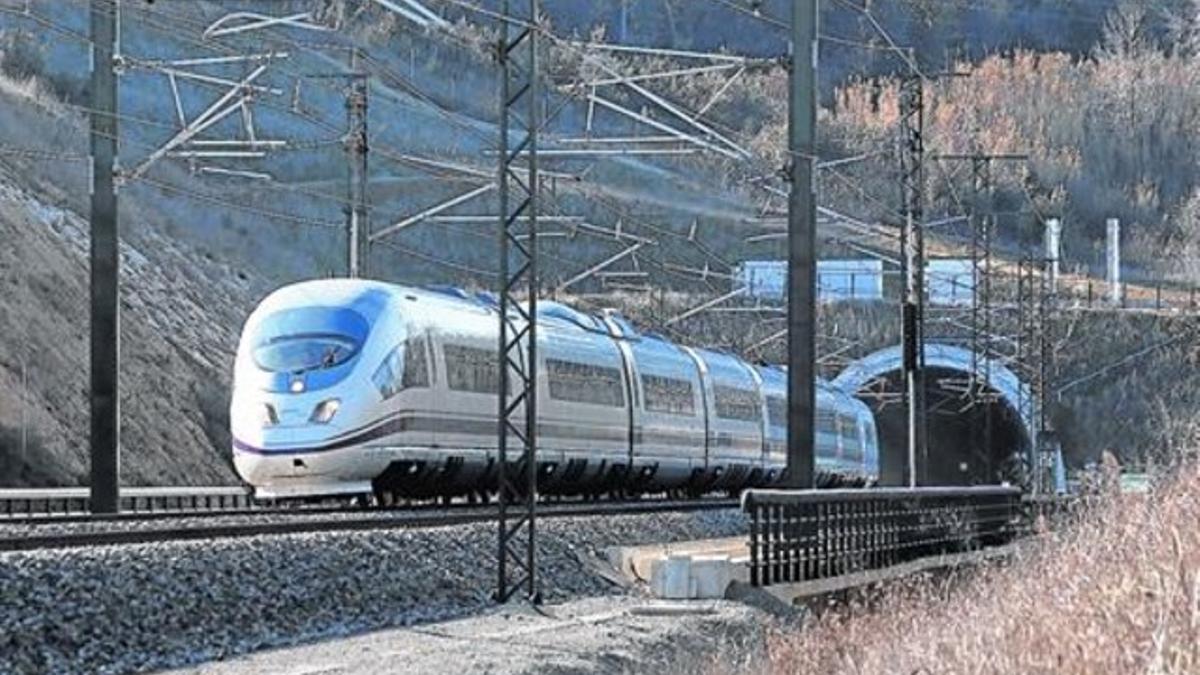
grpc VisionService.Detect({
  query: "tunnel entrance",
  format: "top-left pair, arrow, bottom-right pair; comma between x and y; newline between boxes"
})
834,345 -> 1035,488
865,369 -> 1029,486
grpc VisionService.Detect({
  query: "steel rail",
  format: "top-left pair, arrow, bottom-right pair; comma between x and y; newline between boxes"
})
0,493 -> 682,526
0,499 -> 739,553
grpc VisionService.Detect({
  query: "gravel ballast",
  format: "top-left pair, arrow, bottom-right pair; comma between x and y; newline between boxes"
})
0,509 -> 746,673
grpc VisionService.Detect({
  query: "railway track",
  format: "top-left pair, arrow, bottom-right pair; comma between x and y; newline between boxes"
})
0,497 -> 740,553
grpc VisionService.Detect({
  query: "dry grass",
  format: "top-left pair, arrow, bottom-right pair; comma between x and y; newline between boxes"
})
762,464 -> 1200,674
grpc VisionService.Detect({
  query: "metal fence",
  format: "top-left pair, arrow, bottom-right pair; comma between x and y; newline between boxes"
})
0,487 -> 257,519
743,486 -> 1025,587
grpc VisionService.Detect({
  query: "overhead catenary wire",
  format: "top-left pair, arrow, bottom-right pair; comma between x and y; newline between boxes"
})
15,0 -> 894,315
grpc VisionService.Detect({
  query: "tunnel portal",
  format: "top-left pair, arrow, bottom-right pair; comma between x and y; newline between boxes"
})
834,345 -> 1036,487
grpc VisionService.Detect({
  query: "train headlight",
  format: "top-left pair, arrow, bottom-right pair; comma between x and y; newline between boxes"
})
258,403 -> 279,428
309,399 -> 341,424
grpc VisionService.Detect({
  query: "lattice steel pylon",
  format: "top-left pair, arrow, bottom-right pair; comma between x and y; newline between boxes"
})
898,73 -> 927,486
1013,246 -> 1048,492
970,156 -> 995,461
1036,229 -> 1059,495
495,0 -> 542,605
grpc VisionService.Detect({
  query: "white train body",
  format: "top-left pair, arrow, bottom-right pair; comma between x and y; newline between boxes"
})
231,280 -> 879,500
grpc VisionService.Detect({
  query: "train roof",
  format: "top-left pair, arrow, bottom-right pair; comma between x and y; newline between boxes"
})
250,279 -> 398,324
256,280 -> 854,399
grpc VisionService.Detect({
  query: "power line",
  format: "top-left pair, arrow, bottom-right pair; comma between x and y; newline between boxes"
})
130,174 -> 344,229
830,0 -> 925,78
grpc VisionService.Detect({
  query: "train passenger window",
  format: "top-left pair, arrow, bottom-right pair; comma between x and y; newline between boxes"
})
766,396 -> 787,428
372,347 -> 403,400
816,410 -> 838,436
372,336 -> 432,400
642,374 -> 695,415
445,344 -> 500,394
714,385 -> 761,422
546,358 -> 625,407
402,336 -> 430,389
842,415 -> 864,462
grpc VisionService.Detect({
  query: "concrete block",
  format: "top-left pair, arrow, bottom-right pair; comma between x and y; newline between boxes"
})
649,554 -> 741,600
689,555 -> 735,599
651,555 -> 694,599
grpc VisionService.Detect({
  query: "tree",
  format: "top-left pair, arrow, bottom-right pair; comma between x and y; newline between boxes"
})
0,30 -> 44,82
1098,0 -> 1154,58
1165,0 -> 1200,57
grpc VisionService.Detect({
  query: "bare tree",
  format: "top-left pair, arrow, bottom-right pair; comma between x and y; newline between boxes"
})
1165,0 -> 1200,57
1098,0 -> 1155,58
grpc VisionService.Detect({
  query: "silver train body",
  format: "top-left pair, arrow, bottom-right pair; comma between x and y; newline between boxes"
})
231,280 -> 880,500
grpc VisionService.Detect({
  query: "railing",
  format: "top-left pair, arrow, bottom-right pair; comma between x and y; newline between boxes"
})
0,487 -> 257,518
743,486 -> 1025,587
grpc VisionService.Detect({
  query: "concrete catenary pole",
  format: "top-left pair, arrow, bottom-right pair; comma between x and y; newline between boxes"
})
785,0 -> 818,489
1044,217 -> 1061,295
1107,218 -> 1121,305
346,50 -> 369,278
90,0 -> 120,514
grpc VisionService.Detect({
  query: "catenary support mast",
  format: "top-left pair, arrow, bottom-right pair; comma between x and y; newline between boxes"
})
785,0 -> 818,488
898,73 -> 926,486
496,0 -> 542,604
90,0 -> 120,514
346,50 -> 370,278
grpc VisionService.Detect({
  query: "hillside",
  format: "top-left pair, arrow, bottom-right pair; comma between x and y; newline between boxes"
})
0,157 -> 262,485
0,0 -> 1197,486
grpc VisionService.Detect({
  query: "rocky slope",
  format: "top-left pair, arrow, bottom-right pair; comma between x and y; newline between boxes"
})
0,157 -> 265,485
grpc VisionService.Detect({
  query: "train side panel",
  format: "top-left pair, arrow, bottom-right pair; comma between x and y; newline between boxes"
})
626,335 -> 708,491
535,318 -> 632,492
688,347 -> 765,490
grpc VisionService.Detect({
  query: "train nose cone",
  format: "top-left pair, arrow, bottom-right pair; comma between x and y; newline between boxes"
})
232,450 -> 269,484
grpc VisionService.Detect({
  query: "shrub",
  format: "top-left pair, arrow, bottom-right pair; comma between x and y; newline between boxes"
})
761,460 -> 1200,674
0,30 -> 44,82
194,380 -> 233,467
0,423 -> 59,487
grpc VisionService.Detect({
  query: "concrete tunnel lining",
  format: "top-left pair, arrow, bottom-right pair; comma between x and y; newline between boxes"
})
834,344 -> 1038,486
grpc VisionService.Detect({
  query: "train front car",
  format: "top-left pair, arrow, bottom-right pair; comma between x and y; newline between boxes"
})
230,280 -> 402,500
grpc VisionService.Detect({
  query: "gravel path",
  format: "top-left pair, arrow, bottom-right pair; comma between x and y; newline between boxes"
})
0,510 -> 746,674
164,596 -> 769,675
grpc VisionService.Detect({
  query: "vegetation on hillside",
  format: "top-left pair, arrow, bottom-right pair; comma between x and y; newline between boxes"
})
759,456 -> 1200,673
590,0 -> 1200,281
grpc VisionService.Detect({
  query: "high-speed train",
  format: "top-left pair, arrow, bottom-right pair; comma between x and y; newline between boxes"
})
231,280 -> 880,500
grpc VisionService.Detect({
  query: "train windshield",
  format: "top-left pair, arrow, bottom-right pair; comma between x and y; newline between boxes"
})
251,307 -> 369,374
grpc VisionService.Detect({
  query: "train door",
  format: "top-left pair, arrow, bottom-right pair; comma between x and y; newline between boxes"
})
424,328 -> 445,457
610,336 -> 639,478
681,347 -> 713,485
742,363 -> 769,475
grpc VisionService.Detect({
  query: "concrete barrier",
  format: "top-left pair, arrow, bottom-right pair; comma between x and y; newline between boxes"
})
606,538 -> 750,600
648,553 -> 746,599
